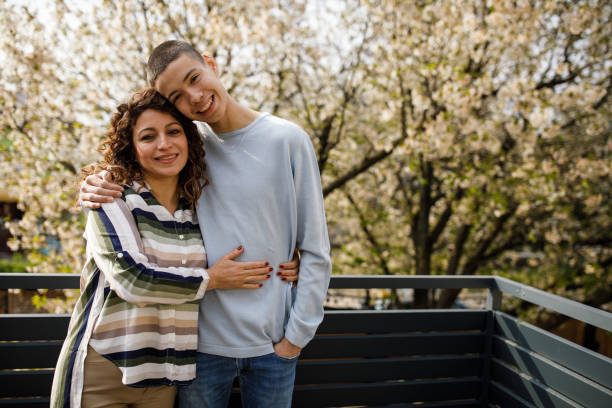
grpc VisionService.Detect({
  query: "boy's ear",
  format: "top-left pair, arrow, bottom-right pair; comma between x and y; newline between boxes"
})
202,54 -> 219,76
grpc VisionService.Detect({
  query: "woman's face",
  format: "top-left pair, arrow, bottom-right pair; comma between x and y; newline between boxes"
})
132,109 -> 189,183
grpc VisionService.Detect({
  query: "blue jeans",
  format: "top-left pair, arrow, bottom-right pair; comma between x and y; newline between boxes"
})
177,352 -> 298,408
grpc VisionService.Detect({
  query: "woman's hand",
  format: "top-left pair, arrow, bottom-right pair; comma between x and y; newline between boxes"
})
207,246 -> 272,290
278,248 -> 300,288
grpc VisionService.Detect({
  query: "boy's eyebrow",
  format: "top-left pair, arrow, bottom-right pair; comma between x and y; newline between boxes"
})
167,68 -> 197,101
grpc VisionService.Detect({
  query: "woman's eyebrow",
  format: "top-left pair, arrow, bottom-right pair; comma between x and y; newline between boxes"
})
137,127 -> 156,136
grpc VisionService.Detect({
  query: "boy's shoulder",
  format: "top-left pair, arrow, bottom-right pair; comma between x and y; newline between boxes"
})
253,113 -> 308,143
259,113 -> 304,132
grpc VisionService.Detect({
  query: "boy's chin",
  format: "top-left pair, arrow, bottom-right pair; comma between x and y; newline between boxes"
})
181,112 -> 198,120
187,112 -> 207,121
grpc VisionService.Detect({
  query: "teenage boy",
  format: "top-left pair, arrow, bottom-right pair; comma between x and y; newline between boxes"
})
80,40 -> 332,407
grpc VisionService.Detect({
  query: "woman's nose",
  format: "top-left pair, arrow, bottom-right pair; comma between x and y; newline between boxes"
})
158,135 -> 171,149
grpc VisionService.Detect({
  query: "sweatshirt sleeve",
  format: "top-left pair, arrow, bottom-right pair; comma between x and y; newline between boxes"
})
284,132 -> 332,348
85,198 -> 209,305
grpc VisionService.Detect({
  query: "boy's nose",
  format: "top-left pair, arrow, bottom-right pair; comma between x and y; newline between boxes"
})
187,88 -> 202,104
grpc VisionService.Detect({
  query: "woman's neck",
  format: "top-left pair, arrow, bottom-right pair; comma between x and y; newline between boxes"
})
144,176 -> 180,214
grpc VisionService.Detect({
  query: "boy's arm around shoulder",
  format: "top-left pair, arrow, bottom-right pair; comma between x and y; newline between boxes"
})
79,170 -> 124,210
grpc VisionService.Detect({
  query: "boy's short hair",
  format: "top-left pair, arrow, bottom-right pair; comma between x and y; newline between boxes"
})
146,40 -> 204,86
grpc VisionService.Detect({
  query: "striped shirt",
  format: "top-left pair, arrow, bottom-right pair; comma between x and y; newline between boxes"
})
51,182 -> 209,408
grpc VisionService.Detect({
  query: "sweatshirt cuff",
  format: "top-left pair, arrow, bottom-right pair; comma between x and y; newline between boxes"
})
284,320 -> 314,349
193,268 -> 210,300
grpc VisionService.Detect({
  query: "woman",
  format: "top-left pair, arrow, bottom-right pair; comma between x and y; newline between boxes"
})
51,89 -> 298,407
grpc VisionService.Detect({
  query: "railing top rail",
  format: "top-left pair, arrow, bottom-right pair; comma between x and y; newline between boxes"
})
1,272 -> 610,332
328,275 -> 495,289
0,273 -> 80,289
492,276 -> 612,332
0,273 -> 498,290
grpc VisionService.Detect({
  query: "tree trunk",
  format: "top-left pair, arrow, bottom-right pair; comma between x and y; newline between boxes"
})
437,205 -> 517,308
413,159 -> 433,308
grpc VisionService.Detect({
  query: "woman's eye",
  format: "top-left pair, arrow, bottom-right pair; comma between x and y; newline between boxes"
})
190,74 -> 199,83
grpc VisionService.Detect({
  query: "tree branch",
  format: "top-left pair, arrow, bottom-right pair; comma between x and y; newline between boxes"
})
344,190 -> 391,275
428,187 -> 464,250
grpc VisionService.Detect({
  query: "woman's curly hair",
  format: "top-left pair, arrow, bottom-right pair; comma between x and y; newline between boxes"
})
82,88 -> 208,210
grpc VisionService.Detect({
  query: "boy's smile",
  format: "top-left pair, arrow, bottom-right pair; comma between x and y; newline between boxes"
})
197,95 -> 214,115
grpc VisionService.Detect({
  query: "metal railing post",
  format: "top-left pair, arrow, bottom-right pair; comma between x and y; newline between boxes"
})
486,287 -> 502,311
481,286 -> 502,405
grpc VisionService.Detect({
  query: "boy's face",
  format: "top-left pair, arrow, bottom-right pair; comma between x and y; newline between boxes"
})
155,54 -> 226,125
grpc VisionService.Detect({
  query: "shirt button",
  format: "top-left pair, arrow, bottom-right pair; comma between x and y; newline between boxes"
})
179,234 -> 184,240
117,253 -> 124,258
182,259 -> 187,265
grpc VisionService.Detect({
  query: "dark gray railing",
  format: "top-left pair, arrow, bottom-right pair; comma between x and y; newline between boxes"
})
1,273 -> 611,407
3,273 -> 611,331
329,275 -> 612,332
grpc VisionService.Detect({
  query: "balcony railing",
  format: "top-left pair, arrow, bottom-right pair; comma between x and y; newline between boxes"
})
1,273 -> 611,407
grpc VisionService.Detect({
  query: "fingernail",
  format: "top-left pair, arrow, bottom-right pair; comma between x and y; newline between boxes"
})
281,277 -> 286,281
279,264 -> 285,268
258,283 -> 263,287
266,275 -> 270,279
265,262 -> 269,266
277,272 -> 282,276
268,267 -> 273,272
237,245 -> 243,250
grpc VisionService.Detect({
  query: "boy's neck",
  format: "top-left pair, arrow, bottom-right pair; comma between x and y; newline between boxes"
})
209,99 -> 259,134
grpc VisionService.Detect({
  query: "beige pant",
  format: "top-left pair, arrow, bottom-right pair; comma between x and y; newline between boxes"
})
81,346 -> 176,408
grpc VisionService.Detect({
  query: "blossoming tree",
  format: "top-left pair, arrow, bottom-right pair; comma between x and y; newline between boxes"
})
1,0 -> 610,317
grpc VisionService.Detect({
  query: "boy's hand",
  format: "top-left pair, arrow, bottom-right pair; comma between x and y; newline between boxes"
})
273,337 -> 301,359
278,248 -> 300,287
79,170 -> 124,209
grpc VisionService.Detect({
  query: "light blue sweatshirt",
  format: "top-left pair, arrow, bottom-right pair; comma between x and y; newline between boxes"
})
195,113 -> 332,358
